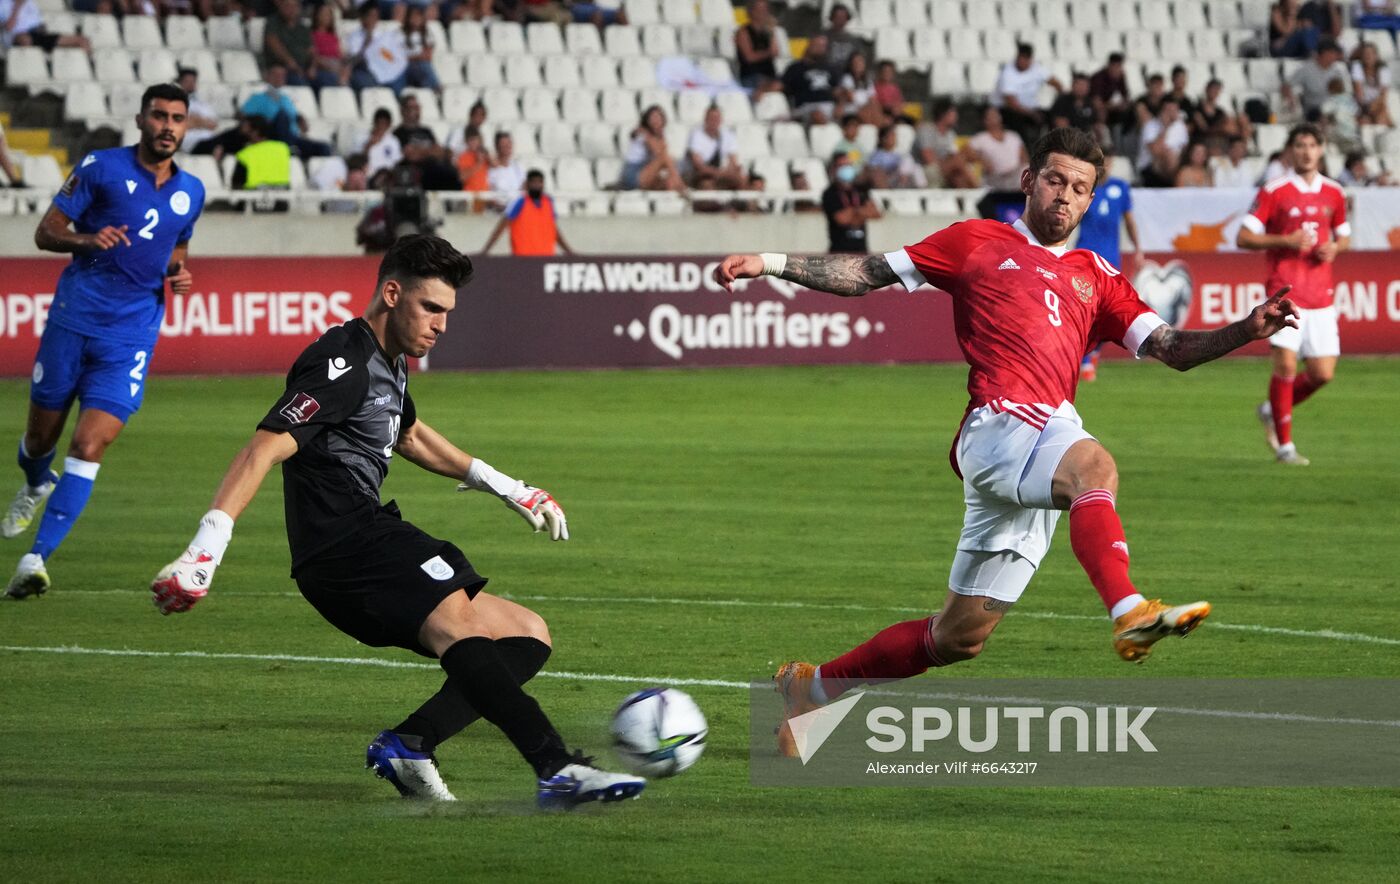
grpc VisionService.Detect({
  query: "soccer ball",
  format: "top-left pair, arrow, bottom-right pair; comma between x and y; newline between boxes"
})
610,687 -> 708,777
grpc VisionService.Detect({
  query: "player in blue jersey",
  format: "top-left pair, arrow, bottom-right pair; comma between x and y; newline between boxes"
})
1073,146 -> 1140,382
5,83 -> 206,599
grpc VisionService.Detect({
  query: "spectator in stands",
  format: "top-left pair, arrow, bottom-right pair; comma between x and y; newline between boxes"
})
866,124 -> 925,188
0,0 -> 91,51
1166,66 -> 1197,120
915,100 -> 976,189
1137,97 -> 1189,187
872,60 -> 908,124
822,152 -> 880,254
832,114 -> 866,171
242,64 -> 334,157
1134,73 -> 1168,129
992,43 -> 1062,147
684,106 -> 748,191
231,115 -> 292,190
837,53 -> 885,125
1049,72 -> 1100,141
1299,1 -> 1343,41
1351,42 -> 1394,126
1089,52 -> 1133,139
481,169 -> 577,256
403,5 -> 442,93
1175,141 -> 1213,187
966,106 -> 1027,191
1282,38 -> 1349,118
264,0 -> 324,88
1321,76 -> 1362,152
176,68 -> 221,154
347,1 -> 410,94
790,168 -> 820,213
1270,0 -> 1319,58
448,99 -> 489,155
1213,135 -> 1258,188
0,0 -> 90,51
782,35 -> 837,124
821,3 -> 867,83
1337,148 -> 1395,185
1261,143 -> 1293,181
393,93 -> 455,180
620,105 -> 687,193
0,120 -> 22,187
355,169 -> 396,253
1356,0 -> 1400,34
1192,78 -> 1251,149
311,3 -> 351,88
456,125 -> 490,209
487,131 -> 526,205
356,107 -> 405,177
735,0 -> 781,94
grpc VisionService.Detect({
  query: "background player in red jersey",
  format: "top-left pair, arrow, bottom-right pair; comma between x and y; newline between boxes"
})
714,128 -> 1299,755
1236,123 -> 1350,466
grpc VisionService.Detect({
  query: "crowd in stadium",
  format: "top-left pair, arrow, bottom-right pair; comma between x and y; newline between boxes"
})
3,0 -> 1400,209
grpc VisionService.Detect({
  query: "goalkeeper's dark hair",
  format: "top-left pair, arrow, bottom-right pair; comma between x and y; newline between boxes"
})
1029,127 -> 1106,186
377,234 -> 474,293
140,82 -> 189,114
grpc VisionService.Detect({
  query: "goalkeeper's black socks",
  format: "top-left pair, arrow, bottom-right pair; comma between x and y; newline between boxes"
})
394,637 -> 552,753
420,637 -> 568,777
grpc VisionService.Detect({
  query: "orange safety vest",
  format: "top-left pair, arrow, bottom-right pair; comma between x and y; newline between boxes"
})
506,194 -> 558,256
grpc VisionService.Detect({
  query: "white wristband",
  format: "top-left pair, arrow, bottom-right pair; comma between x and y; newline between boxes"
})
192,509 -> 234,564
465,458 -> 521,499
759,252 -> 787,277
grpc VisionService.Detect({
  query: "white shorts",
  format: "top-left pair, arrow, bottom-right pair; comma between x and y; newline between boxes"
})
948,400 -> 1094,604
1269,305 -> 1340,358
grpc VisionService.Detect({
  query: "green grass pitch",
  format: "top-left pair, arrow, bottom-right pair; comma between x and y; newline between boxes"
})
1,357 -> 1398,883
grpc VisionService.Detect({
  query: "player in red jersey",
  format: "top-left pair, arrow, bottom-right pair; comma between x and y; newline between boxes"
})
1236,123 -> 1350,466
713,127 -> 1299,756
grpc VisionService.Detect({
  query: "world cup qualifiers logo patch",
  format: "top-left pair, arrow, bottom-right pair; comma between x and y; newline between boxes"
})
279,392 -> 321,425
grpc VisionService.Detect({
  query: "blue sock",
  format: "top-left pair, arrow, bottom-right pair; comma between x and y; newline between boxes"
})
30,457 -> 100,560
17,438 -> 57,489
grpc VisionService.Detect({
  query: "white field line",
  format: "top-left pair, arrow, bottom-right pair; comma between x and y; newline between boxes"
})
35,588 -> 1400,648
2,644 -> 1397,729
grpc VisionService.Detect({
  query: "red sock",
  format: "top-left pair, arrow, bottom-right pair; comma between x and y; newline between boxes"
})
1269,374 -> 1295,446
817,617 -> 946,699
1069,490 -> 1138,615
1292,374 -> 1323,407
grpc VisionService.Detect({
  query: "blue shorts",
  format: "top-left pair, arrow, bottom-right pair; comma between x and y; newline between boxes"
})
30,323 -> 156,423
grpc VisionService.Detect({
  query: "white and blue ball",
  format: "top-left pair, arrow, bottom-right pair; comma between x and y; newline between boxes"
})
610,687 -> 708,777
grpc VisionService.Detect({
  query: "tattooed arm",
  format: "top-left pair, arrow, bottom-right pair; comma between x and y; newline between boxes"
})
1139,287 -> 1298,371
712,252 -> 900,297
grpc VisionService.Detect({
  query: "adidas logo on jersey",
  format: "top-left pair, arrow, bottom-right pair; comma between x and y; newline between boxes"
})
998,258 -> 1020,271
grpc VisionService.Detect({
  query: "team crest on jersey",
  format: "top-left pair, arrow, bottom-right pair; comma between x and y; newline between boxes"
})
170,190 -> 191,215
1072,276 -> 1095,303
279,392 -> 321,424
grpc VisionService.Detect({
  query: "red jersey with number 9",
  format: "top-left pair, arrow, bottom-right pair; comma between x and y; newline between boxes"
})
887,219 -> 1165,410
1241,173 -> 1350,309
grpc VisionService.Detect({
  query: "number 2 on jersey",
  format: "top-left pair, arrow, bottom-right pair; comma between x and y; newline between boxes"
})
383,414 -> 401,457
1044,289 -> 1062,327
138,208 -> 159,240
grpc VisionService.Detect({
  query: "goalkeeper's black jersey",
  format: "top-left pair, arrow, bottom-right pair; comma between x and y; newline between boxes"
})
259,318 -> 417,571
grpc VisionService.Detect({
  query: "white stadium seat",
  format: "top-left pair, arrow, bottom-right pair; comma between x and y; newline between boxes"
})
982,30 -> 1017,64
946,28 -> 984,61
402,87 -> 441,120
555,155 -> 596,192
565,22 -> 605,55
713,90 -> 753,124
482,85 -> 522,122
732,121 -> 771,159
219,50 -> 262,86
121,15 -> 163,50
808,121 -> 840,158
964,2 -> 998,29
753,91 -> 789,121
559,87 -> 600,123
521,86 -> 561,123
55,47 -> 100,83
874,27 -> 910,61
678,23 -> 714,56
359,87 -> 400,124
317,87 -> 360,123
1036,1 -> 1070,30
1125,31 -> 1160,63
642,23 -> 679,56
893,0 -> 928,28
441,85 -> 480,122
504,55 -> 543,87
543,55 -> 582,88
601,88 -> 640,124
1105,3 -> 1139,29
627,0 -> 662,26
675,89 -> 710,125
23,154 -> 66,188
582,56 -> 621,89
5,47 -> 49,87
928,0 -> 965,27
929,59 -> 968,97
605,26 -> 644,57
137,48 -> 179,84
911,28 -> 949,62
65,82 -> 108,121
488,22 -> 526,54
539,120 -> 577,157
206,14 -> 247,50
526,22 -> 565,54
465,55 -> 504,87
769,120 -> 808,160
662,0 -> 698,25
750,156 -> 789,192
698,0 -> 733,26
1069,0 -> 1105,30
620,56 -> 657,89
579,121 -> 623,158
637,88 -> 676,120
164,15 -> 206,50
79,13 -> 122,48
450,20 -> 487,54
594,156 -> 624,187
178,48 -> 220,84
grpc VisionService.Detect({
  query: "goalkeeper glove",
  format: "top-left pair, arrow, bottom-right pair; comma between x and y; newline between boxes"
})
151,510 -> 233,614
457,458 -> 570,541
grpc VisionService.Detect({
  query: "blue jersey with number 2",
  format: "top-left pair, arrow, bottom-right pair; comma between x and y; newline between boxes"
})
1075,177 -> 1131,270
49,146 -> 205,344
